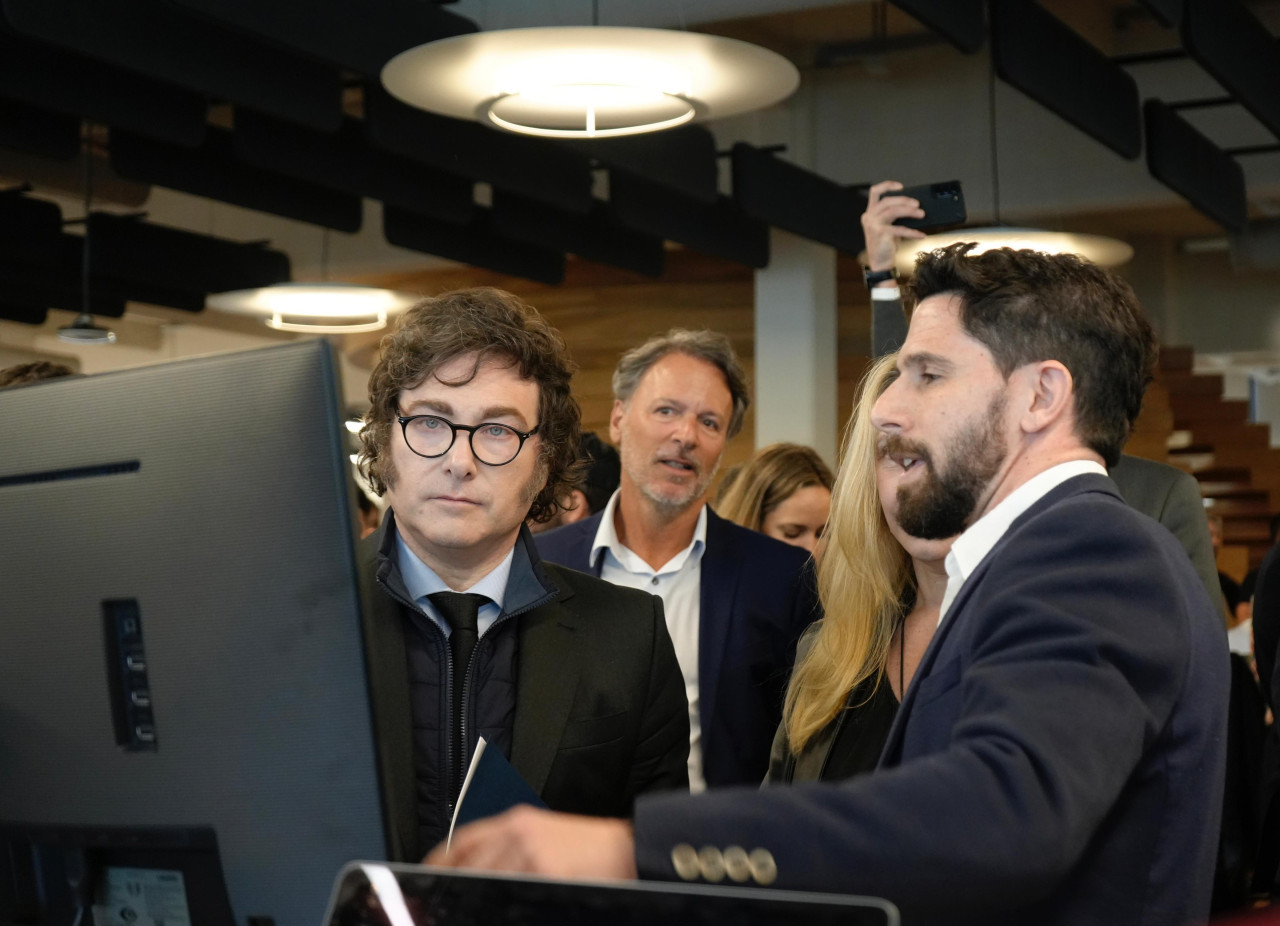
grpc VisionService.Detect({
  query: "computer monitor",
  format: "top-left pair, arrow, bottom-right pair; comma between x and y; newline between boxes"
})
0,340 -> 389,926
322,863 -> 900,926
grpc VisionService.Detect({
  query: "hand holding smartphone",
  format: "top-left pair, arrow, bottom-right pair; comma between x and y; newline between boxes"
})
886,180 -> 966,230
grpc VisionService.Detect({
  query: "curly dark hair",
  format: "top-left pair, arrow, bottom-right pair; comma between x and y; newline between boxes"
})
358,287 -> 584,524
0,360 -> 74,387
907,242 -> 1158,467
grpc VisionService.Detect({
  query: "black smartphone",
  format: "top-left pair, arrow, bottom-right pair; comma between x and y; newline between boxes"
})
888,180 -> 966,230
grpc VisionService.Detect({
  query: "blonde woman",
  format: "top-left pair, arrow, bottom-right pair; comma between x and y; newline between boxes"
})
714,443 -> 834,554
767,354 -> 953,782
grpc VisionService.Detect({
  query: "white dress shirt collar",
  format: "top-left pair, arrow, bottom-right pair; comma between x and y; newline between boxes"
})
394,530 -> 513,636
589,489 -> 709,573
939,459 -> 1107,625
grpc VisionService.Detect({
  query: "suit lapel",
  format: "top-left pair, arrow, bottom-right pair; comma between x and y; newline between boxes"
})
510,573 -> 582,795
697,509 -> 739,755
878,474 -> 1118,766
878,553 -> 991,765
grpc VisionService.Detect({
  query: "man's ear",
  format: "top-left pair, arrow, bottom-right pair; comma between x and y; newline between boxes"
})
1018,360 -> 1073,435
609,399 -> 626,444
560,490 -> 592,525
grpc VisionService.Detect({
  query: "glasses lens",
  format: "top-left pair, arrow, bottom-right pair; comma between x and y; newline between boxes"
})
472,423 -> 522,465
404,415 -> 454,457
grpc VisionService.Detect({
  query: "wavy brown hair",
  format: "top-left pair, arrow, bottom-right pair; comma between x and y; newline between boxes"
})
909,242 -> 1158,467
714,443 -> 834,534
358,287 -> 583,524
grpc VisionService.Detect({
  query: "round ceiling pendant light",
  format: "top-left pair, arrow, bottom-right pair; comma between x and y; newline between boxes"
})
57,312 -> 116,344
207,283 -> 419,334
893,228 -> 1134,275
381,27 -> 800,139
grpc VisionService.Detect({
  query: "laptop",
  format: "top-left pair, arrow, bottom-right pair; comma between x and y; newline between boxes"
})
321,862 -> 899,926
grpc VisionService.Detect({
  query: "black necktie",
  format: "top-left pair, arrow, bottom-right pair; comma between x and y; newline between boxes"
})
428,591 -> 487,798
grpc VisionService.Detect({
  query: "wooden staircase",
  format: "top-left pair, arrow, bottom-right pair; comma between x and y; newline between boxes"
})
1159,346 -> 1278,570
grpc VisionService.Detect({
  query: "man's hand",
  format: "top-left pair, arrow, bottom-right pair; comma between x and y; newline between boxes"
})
424,806 -> 638,880
862,180 -> 928,273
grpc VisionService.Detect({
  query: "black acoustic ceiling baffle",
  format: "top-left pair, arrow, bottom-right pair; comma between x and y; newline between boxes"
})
561,126 -> 719,205
611,172 -> 769,269
0,97 -> 78,161
1230,219 -> 1280,270
992,0 -> 1142,160
0,251 -> 126,317
1183,0 -> 1280,142
0,16 -> 206,147
491,191 -> 665,279
169,0 -> 476,77
365,85 -> 594,216
890,0 -> 985,54
111,127 -> 363,233
1137,0 -> 1183,27
384,206 -> 565,286
731,143 -> 866,254
1,0 -> 342,132
233,111 -> 475,226
1145,99 -> 1246,232
0,192 -> 63,267
0,148 -> 149,207
0,300 -> 47,325
87,214 -> 291,299
57,231 -> 206,312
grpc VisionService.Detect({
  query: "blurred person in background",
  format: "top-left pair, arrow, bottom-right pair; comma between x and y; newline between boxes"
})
529,432 -> 619,534
0,360 -> 74,387
714,443 -> 834,555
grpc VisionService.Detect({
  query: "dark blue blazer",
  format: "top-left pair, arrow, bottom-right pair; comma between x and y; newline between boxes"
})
632,475 -> 1230,925
535,506 -> 820,789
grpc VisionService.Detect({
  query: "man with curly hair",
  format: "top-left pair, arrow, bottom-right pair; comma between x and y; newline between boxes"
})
356,287 -> 689,862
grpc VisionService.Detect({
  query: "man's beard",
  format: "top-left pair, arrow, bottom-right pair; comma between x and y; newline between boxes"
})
890,393 -> 1007,540
621,437 -> 718,515
638,456 -> 719,513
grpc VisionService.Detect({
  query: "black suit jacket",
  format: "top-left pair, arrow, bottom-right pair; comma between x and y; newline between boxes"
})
535,506 -> 819,788
634,475 -> 1229,925
359,519 -> 690,861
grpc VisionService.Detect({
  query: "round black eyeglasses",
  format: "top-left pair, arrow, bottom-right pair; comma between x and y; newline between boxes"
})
397,414 -> 540,467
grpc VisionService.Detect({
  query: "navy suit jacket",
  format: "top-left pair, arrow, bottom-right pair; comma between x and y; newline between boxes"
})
633,475 -> 1230,926
535,506 -> 819,788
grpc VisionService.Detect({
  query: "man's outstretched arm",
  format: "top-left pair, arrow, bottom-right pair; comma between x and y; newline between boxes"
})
426,806 -> 637,879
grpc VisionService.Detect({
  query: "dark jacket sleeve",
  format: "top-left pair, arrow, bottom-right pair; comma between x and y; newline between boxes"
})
1144,465 -> 1222,621
1253,544 -> 1280,712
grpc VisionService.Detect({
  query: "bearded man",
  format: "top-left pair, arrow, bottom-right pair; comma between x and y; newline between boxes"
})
436,247 -> 1228,926
537,329 -> 820,791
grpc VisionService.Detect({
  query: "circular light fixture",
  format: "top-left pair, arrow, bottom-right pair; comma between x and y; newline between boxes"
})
207,283 -> 419,334
381,27 -> 800,139
57,312 -> 116,344
894,228 -> 1134,275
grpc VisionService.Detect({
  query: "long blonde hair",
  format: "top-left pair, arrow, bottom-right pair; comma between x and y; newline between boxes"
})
714,443 -> 834,533
782,354 -> 913,754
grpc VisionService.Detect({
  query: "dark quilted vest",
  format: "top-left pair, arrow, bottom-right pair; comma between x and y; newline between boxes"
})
372,519 -> 557,853
402,606 -> 518,851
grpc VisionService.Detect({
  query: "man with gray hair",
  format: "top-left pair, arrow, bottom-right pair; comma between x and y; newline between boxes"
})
537,329 -> 819,790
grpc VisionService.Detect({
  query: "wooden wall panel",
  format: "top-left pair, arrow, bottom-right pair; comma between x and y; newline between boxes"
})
357,249 -> 879,478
